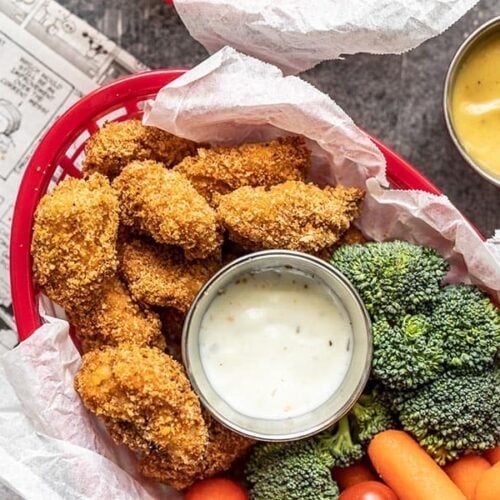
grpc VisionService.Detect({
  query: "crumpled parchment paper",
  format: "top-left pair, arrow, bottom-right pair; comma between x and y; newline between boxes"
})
0,319 -> 179,500
174,0 -> 480,74
144,46 -> 500,300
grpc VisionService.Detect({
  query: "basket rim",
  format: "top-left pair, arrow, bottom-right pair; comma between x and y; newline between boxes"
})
9,68 -> 445,342
9,69 -> 187,340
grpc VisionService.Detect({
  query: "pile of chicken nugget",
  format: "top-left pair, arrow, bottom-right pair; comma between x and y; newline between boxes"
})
30,119 -> 365,491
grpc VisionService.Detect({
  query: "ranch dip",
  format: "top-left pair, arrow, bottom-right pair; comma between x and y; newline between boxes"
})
199,269 -> 353,420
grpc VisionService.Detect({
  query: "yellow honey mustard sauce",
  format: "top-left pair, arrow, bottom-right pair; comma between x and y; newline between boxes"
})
451,32 -> 500,181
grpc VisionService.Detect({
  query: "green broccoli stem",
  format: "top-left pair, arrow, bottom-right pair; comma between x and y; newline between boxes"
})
351,395 -> 371,419
317,415 -> 363,468
334,416 -> 353,448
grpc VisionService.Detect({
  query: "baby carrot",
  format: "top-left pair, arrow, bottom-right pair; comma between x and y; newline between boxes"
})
474,461 -> 500,500
332,463 -> 377,490
483,446 -> 500,465
444,455 -> 490,499
368,430 -> 466,500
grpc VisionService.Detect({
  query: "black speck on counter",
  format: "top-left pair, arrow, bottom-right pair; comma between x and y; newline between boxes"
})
329,340 -> 333,347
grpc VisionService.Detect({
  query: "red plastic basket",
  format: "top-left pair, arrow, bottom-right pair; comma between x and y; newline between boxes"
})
10,68 -> 441,342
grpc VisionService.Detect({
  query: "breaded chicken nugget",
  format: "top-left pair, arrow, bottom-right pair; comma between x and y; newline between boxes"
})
83,119 -> 198,178
336,226 -> 367,246
120,239 -> 219,312
74,345 -> 208,469
140,449 -> 201,491
159,307 -> 186,362
217,181 -> 364,255
113,162 -> 222,260
140,413 -> 254,490
174,137 -> 310,205
69,277 -> 165,353
199,413 -> 255,479
316,226 -> 368,261
32,173 -> 119,312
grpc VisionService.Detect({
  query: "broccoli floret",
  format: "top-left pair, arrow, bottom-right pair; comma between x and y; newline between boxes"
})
349,387 -> 396,445
372,314 -> 445,390
432,284 -> 500,372
317,386 -> 394,466
316,416 -> 365,468
392,366 -> 500,465
245,387 -> 394,498
245,440 -> 339,500
330,241 -> 448,319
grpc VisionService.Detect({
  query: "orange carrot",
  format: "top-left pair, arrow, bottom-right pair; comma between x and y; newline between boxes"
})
368,430 -> 466,500
332,463 -> 377,490
444,455 -> 490,499
483,446 -> 500,465
474,461 -> 500,500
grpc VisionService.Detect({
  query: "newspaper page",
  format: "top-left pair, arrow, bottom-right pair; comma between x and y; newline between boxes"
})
0,0 -> 147,336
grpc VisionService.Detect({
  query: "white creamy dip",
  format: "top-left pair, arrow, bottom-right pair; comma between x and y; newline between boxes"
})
199,269 -> 353,420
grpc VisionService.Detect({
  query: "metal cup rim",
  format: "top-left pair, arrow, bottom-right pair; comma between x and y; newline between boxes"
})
182,249 -> 372,441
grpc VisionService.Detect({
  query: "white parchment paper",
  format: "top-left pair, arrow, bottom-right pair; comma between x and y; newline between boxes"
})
174,0 -> 480,74
145,46 -> 500,300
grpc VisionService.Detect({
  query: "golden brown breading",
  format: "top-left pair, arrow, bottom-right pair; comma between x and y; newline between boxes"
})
140,413 -> 254,490
139,450 -> 201,491
217,181 -> 364,255
174,137 -> 310,205
83,119 -> 198,178
74,345 -> 208,470
336,226 -> 367,246
31,173 -> 119,312
120,239 -> 219,312
316,227 -> 368,261
69,277 -> 165,353
199,413 -> 255,479
113,162 -> 222,260
159,307 -> 186,362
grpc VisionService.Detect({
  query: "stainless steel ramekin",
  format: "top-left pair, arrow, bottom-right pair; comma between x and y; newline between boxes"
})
444,16 -> 500,187
182,250 -> 372,441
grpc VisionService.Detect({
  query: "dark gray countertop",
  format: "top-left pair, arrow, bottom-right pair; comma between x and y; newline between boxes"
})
61,0 -> 499,236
